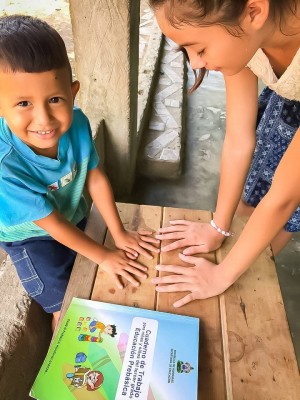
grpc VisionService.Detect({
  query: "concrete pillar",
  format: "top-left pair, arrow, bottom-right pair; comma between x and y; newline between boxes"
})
69,0 -> 140,196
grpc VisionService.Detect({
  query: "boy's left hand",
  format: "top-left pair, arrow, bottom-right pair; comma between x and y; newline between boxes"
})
114,230 -> 160,260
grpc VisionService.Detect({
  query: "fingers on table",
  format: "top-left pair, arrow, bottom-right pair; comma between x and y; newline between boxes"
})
128,260 -> 148,272
173,293 -> 196,308
138,240 -> 160,254
155,282 -> 193,293
125,244 -> 153,260
153,264 -> 195,281
125,251 -> 138,260
182,245 -> 207,255
156,220 -> 191,235
138,230 -> 160,243
156,229 -> 187,239
161,239 -> 189,252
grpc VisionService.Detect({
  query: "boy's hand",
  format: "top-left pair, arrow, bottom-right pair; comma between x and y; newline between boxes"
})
114,230 -> 160,260
155,220 -> 225,254
98,248 -> 148,289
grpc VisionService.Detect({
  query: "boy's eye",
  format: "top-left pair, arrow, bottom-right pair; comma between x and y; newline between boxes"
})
49,97 -> 62,104
197,49 -> 205,57
17,100 -> 31,107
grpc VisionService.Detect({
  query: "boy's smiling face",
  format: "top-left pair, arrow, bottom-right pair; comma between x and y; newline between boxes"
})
0,67 -> 79,158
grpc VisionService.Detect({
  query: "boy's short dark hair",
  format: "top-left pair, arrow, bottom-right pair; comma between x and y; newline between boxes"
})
0,15 -> 72,80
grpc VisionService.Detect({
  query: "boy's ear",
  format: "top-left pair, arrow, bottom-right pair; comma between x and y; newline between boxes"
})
244,0 -> 269,30
71,80 -> 80,101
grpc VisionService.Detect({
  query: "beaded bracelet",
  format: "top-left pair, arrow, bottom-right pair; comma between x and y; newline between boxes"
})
210,219 -> 234,237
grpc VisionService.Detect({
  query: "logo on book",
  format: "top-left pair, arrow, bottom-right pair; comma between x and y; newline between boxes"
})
177,360 -> 194,374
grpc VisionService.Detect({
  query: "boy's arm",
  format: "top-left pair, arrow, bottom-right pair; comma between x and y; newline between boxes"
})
85,167 -> 159,258
36,210 -> 108,263
85,167 -> 125,240
34,211 -> 147,288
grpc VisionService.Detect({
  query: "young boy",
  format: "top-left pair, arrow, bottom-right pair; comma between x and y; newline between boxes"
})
0,15 -> 158,328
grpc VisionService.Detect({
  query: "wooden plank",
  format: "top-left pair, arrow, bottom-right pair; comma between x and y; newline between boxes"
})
219,293 -> 233,400
216,215 -> 300,400
91,203 -> 162,310
57,205 -> 107,330
157,207 -> 226,400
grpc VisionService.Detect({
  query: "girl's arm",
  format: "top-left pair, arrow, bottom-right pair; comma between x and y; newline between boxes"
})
213,67 -> 258,231
155,67 -> 258,253
86,167 -> 159,258
221,125 -> 300,280
153,127 -> 300,306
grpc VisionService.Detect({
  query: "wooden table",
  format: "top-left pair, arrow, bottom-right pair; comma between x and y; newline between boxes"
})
59,203 -> 300,400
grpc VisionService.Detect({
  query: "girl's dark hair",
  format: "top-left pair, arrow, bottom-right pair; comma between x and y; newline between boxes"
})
149,0 -> 298,91
0,15 -> 72,79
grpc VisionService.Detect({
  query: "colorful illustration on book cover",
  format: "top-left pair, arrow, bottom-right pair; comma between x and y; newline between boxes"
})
66,360 -> 104,391
61,315 -> 124,399
30,299 -> 199,400
77,318 -> 117,343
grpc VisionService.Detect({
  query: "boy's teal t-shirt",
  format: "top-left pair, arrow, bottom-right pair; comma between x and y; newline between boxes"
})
0,107 -> 99,242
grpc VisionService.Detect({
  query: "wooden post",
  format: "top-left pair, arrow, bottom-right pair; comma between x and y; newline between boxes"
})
69,0 -> 140,196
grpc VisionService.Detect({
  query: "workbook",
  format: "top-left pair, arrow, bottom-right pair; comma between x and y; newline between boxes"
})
30,297 -> 199,400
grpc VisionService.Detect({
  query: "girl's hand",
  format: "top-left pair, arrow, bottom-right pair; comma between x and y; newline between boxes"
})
152,253 -> 234,307
114,230 -> 160,260
98,248 -> 148,289
155,220 -> 225,254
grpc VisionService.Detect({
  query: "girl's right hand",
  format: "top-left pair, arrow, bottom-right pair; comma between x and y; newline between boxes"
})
155,220 -> 225,254
98,248 -> 148,289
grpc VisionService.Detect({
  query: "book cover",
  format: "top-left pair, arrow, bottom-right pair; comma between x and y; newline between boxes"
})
30,298 -> 199,400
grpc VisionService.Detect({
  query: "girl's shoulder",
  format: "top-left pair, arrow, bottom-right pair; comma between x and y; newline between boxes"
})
247,48 -> 300,101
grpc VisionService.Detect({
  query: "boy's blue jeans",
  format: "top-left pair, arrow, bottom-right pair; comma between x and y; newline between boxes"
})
0,218 -> 87,313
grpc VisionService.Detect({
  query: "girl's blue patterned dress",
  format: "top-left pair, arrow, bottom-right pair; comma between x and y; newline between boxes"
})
243,87 -> 300,232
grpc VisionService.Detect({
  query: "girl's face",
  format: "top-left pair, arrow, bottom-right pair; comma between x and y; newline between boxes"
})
155,6 -> 262,76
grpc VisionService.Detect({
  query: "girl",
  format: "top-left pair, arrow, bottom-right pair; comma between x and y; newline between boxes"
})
150,0 -> 300,307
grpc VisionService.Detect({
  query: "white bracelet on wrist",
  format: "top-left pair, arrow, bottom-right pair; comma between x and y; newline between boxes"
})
210,219 -> 233,237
